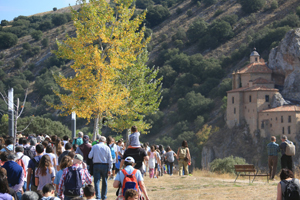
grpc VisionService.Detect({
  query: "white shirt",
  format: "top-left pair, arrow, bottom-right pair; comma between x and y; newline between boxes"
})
117,145 -> 125,155
109,144 -> 118,163
16,152 -> 30,180
45,153 -> 56,167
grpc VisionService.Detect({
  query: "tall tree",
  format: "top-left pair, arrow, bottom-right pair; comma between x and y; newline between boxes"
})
108,49 -> 162,134
52,0 -> 149,140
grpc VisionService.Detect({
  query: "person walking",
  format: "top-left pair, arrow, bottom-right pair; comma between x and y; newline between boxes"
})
16,146 -> 31,192
72,132 -> 84,146
177,140 -> 191,176
58,143 -> 72,165
0,168 -> 15,200
148,146 -> 160,179
35,154 -> 56,191
54,155 -> 73,191
76,135 -> 92,164
107,136 -> 118,180
27,144 -> 44,192
165,146 -> 177,176
267,136 -> 280,181
276,168 -> 300,200
280,135 -> 294,172
88,136 -> 112,200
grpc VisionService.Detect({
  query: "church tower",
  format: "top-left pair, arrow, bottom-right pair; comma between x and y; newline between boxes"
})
250,48 -> 260,63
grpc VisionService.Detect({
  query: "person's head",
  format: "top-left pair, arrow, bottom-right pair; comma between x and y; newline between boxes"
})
46,145 -> 54,154
282,135 -> 287,142
182,140 -> 188,148
131,126 -> 138,133
5,138 -> 13,146
280,168 -> 294,180
22,191 -> 39,200
73,154 -> 83,165
72,144 -> 78,152
124,189 -> 139,200
18,137 -> 23,145
83,135 -> 89,144
96,134 -> 101,141
42,140 -> 49,148
83,184 -> 95,199
150,145 -> 156,152
68,151 -> 75,159
0,152 -> 8,162
78,131 -> 83,138
63,135 -> 69,141
71,197 -> 85,200
166,146 -> 171,152
124,156 -> 135,166
60,155 -> 73,170
65,142 -> 72,150
42,183 -> 56,197
37,155 -> 52,176
16,146 -> 24,153
271,136 -> 276,142
30,138 -> 37,146
36,144 -> 44,154
55,138 -> 63,156
159,144 -> 164,152
51,135 -> 57,143
7,153 -> 18,161
22,138 -> 29,145
107,136 -> 113,145
0,167 -> 10,194
99,136 -> 106,143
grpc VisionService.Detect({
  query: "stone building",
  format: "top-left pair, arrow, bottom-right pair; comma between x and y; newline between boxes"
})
226,49 -> 300,138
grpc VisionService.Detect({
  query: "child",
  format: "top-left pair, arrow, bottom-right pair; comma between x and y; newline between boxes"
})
124,189 -> 139,200
84,184 -> 96,200
128,126 -> 141,149
41,183 -> 60,200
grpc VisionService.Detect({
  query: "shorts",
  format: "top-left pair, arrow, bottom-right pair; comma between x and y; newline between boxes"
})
112,163 -> 116,171
155,163 -> 158,169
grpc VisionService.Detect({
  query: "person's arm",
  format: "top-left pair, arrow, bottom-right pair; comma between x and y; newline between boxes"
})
11,170 -> 24,193
88,147 -> 93,159
119,159 -> 125,169
277,182 -> 282,200
35,177 -> 39,187
144,155 -> 149,161
139,181 -> 150,200
186,148 -> 191,161
173,152 -> 177,157
154,153 -> 161,166
26,168 -> 32,191
177,148 -> 180,160
113,180 -> 120,188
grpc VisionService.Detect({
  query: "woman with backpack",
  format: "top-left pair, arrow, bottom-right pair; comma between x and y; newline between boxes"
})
177,140 -> 191,176
0,168 -> 15,200
165,146 -> 177,176
35,154 -> 56,191
277,168 -> 300,200
53,155 -> 72,191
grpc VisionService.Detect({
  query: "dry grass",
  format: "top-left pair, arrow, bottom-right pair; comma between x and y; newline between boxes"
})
104,170 -> 278,200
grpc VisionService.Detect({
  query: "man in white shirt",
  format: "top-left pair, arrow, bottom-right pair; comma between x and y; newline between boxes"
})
16,146 -> 31,192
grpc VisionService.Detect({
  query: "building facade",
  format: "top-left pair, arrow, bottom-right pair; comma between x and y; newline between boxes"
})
226,50 -> 300,139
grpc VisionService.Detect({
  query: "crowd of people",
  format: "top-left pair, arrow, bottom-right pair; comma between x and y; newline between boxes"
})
0,126 -> 192,200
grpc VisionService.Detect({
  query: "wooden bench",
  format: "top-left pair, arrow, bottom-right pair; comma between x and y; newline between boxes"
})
234,164 -> 269,183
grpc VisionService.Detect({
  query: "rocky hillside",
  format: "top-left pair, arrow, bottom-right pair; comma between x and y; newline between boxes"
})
1,0 -> 300,167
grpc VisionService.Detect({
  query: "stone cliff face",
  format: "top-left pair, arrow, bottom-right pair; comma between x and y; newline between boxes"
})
269,28 -> 300,100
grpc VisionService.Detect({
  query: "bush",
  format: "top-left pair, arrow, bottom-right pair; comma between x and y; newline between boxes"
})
187,9 -> 193,17
22,42 -> 31,50
12,19 -> 30,27
165,53 -> 190,73
270,0 -> 278,10
158,65 -> 178,88
52,14 -> 68,26
32,46 -> 41,55
2,26 -> 28,38
187,18 -> 208,42
209,156 -> 247,174
203,0 -> 218,6
146,6 -> 170,27
174,40 -> 184,49
239,0 -> 266,14
136,0 -> 154,9
14,57 -> 23,69
39,21 -> 53,31
0,32 -> 18,49
31,30 -> 43,41
41,38 -> 49,48
297,6 -> 300,18
221,14 -> 238,25
176,8 -> 182,15
209,20 -> 234,42
172,27 -> 186,41
0,53 -> 4,59
213,9 -> 223,17
0,20 -> 8,26
273,14 -> 300,28
53,7 -> 57,11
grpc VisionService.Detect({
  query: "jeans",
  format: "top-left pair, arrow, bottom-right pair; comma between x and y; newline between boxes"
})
16,191 -> 22,200
93,163 -> 109,200
167,162 -> 174,175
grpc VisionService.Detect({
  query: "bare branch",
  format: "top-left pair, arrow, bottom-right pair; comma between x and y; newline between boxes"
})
17,89 -> 28,118
17,117 -> 33,133
0,91 -> 8,105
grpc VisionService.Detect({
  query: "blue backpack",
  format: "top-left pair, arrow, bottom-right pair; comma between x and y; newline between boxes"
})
110,144 -> 116,159
64,167 -> 82,196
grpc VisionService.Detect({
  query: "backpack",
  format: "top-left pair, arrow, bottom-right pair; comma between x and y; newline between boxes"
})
64,167 -> 83,196
110,144 -> 116,160
31,157 -> 40,187
285,141 -> 296,156
4,147 -> 12,153
283,179 -> 300,200
16,155 -> 26,178
24,146 -> 35,159
121,169 -> 139,196
178,147 -> 187,159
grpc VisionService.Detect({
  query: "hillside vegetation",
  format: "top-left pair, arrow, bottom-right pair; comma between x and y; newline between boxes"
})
0,0 -> 300,167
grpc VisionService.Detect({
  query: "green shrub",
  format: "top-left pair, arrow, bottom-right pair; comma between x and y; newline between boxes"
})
273,14 -> 300,28
165,53 -> 190,72
270,0 -> 278,10
172,27 -> 186,41
0,32 -> 18,49
239,0 -> 266,14
52,14 -> 68,26
0,53 -> 4,59
32,46 -> 41,55
53,7 -> 57,11
39,21 -> 53,31
161,41 -> 169,49
187,9 -> 193,17
136,0 -> 154,9
174,40 -> 184,49
41,38 -> 49,48
22,42 -> 31,50
297,6 -> 300,18
209,156 -> 247,174
14,57 -> 23,69
203,0 -> 218,6
214,9 -> 223,17
197,1 -> 201,7
221,14 -> 238,25
176,7 -> 182,15
0,61 -> 3,66
146,5 -> 170,27
209,20 -> 234,42
31,30 -> 43,41
194,115 -> 204,131
187,18 -> 208,42
1,20 -> 8,26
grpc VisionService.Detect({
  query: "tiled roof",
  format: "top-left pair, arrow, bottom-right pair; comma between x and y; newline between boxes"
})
237,62 -> 272,74
227,86 -> 278,93
260,105 -> 300,112
251,77 -> 274,84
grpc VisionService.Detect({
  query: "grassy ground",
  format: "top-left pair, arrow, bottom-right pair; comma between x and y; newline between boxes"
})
104,170 -> 278,200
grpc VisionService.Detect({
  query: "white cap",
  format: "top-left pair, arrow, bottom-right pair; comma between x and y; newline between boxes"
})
124,156 -> 135,163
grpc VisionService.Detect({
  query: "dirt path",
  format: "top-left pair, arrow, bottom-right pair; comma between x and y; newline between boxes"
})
104,171 -> 278,200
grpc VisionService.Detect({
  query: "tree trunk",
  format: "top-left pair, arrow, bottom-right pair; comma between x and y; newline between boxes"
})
13,98 -> 19,153
125,128 -> 130,148
93,114 -> 101,141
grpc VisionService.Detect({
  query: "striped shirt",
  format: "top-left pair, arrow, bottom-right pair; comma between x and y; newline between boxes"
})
267,142 -> 280,156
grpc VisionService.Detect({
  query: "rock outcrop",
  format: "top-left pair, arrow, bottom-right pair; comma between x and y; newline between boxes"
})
271,93 -> 288,108
269,28 -> 300,100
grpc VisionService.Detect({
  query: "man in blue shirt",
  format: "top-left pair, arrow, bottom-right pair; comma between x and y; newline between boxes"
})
113,157 -> 150,200
88,136 -> 112,200
267,136 -> 279,181
0,138 -> 14,152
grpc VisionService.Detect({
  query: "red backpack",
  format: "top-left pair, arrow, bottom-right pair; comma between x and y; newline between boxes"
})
121,169 -> 139,196
16,156 -> 26,178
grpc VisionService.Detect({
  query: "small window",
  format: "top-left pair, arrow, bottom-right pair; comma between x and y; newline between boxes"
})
261,121 -> 264,129
232,97 -> 234,104
265,95 -> 269,102
288,116 -> 291,123
288,126 -> 291,134
270,124 -> 272,127
249,95 -> 252,102
234,108 -> 236,114
282,127 -> 285,134
281,116 -> 283,123
255,57 -> 258,62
